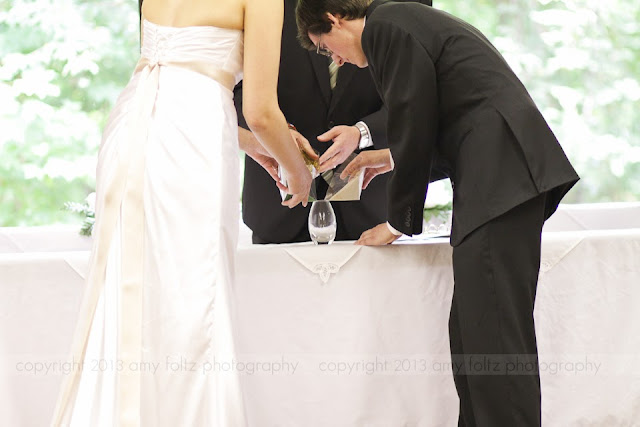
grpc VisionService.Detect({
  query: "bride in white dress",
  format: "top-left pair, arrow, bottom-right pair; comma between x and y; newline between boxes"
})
50,0 -> 312,425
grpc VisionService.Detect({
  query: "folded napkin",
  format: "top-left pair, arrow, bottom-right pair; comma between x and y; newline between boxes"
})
284,242 -> 362,284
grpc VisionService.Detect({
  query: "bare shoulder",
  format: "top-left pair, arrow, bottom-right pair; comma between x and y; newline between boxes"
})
243,0 -> 284,32
141,0 -> 245,30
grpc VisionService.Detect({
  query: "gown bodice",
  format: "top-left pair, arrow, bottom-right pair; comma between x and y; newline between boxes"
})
141,18 -> 244,86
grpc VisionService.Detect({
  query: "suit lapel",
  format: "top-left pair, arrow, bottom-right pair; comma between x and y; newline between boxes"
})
308,52 -> 332,107
328,65 -> 356,116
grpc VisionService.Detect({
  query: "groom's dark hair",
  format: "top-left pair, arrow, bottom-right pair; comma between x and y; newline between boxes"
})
296,0 -> 373,50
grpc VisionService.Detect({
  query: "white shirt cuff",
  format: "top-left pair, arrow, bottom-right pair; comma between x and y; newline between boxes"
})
355,121 -> 373,149
386,222 -> 403,236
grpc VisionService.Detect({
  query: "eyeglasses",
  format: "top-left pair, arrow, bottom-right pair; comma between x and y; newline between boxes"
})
316,35 -> 333,57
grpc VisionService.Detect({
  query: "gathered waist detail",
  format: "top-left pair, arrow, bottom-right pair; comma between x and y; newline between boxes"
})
135,57 -> 236,92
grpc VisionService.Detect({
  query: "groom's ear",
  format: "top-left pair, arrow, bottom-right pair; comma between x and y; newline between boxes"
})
326,12 -> 342,29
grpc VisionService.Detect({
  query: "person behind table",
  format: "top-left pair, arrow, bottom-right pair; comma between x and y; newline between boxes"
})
234,0 -> 435,244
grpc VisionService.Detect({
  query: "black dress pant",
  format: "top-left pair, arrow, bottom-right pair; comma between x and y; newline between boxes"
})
450,193 -> 548,427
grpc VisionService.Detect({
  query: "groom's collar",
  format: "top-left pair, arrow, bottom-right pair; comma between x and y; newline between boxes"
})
366,0 -> 392,19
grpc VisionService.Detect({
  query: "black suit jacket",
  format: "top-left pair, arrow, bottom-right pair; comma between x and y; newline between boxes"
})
235,0 -> 432,243
362,0 -> 579,246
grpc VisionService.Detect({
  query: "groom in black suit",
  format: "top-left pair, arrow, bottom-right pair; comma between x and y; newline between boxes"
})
234,0 -> 432,244
297,0 -> 579,425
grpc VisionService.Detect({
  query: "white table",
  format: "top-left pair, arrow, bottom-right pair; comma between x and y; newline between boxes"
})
1,203 -> 640,426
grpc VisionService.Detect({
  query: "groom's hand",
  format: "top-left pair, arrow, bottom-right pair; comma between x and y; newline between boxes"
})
316,125 -> 361,172
356,223 -> 400,246
341,149 -> 393,189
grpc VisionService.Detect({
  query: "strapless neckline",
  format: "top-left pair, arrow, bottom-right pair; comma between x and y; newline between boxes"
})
142,17 -> 243,34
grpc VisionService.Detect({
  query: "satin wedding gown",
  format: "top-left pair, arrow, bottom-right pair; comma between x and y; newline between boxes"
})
51,18 -> 247,426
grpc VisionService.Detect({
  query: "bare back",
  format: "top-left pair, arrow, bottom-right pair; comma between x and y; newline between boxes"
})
141,0 -> 245,30
140,0 -> 309,204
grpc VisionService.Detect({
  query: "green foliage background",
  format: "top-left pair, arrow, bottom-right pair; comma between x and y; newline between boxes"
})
1,0 -> 638,226
0,0 -> 138,225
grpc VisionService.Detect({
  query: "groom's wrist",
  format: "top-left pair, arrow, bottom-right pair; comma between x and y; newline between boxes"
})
355,121 -> 373,150
386,222 -> 403,236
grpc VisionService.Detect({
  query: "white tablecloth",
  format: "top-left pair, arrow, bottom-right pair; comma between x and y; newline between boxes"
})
1,203 -> 640,426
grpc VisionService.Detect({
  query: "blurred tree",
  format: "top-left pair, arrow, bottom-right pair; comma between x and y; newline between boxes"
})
0,0 -> 138,225
437,0 -> 640,202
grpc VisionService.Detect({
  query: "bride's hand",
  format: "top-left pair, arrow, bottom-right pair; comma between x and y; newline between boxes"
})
280,164 -> 312,208
289,128 -> 318,161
